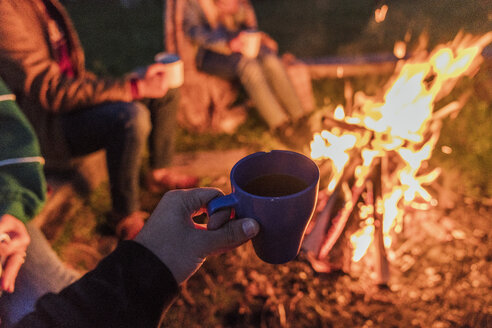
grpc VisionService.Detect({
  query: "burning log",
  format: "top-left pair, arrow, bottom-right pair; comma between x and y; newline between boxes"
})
321,115 -> 369,133
302,157 -> 361,272
371,160 -> 390,286
318,172 -> 371,261
301,188 -> 339,257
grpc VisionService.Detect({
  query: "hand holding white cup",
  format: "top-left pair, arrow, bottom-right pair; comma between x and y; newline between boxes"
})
154,53 -> 184,89
239,29 -> 262,59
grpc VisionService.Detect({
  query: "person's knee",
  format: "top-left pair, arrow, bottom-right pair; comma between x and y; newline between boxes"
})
260,53 -> 283,71
117,102 -> 151,141
165,87 -> 180,101
238,58 -> 263,81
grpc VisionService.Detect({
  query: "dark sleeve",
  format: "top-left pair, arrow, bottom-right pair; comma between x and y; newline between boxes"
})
15,241 -> 180,328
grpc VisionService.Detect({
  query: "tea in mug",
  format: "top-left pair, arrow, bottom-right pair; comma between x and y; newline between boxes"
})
242,174 -> 308,197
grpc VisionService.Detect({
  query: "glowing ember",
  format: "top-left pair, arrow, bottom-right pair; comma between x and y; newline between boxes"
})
393,41 -> 407,59
309,32 -> 492,265
441,145 -> 453,154
374,5 -> 388,23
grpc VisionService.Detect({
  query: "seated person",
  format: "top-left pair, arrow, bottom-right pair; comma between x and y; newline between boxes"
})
0,77 -> 80,327
0,0 -> 198,240
1,79 -> 259,327
14,188 -> 260,327
183,0 -> 311,145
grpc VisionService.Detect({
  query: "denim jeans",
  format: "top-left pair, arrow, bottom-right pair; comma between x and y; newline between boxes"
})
0,223 -> 80,327
142,89 -> 180,169
60,89 -> 180,216
197,47 -> 304,129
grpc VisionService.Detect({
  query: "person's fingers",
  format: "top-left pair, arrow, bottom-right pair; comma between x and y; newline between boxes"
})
0,233 -> 11,259
0,216 -> 30,256
145,63 -> 167,76
196,218 -> 259,256
0,238 -> 28,292
0,232 -> 29,256
1,251 -> 26,293
207,208 -> 232,231
0,216 -> 30,292
164,188 -> 224,218
0,243 -> 12,262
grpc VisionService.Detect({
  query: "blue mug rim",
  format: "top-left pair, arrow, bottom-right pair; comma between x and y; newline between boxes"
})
155,52 -> 181,63
230,150 -> 319,200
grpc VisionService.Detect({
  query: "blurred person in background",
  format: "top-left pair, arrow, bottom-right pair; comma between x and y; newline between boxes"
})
0,0 -> 199,240
183,0 -> 312,148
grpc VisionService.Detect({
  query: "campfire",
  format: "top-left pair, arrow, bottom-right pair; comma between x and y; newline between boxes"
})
301,31 -> 492,285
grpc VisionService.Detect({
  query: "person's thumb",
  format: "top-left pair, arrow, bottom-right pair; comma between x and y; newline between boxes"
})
199,218 -> 260,256
145,63 -> 166,77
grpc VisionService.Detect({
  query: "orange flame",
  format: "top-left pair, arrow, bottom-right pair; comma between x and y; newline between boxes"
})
310,32 -> 492,262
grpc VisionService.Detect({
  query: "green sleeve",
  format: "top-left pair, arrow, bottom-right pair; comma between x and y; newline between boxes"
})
0,78 -> 47,223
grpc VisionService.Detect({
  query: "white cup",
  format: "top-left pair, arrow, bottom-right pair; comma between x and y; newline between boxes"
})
240,30 -> 261,59
154,52 -> 184,89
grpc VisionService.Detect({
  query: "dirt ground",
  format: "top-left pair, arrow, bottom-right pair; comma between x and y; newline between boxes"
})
40,148 -> 491,328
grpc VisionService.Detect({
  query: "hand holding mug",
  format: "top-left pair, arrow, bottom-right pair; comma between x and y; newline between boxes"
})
135,188 -> 260,284
228,35 -> 243,53
135,63 -> 169,99
154,53 -> 184,89
238,29 -> 262,58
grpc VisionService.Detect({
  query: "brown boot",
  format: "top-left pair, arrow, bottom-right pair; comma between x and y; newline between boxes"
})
146,168 -> 199,193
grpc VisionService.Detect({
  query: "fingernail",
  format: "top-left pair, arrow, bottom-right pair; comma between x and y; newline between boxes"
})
242,220 -> 258,238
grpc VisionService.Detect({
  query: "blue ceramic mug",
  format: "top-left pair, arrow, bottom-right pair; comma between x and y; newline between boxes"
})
207,150 -> 319,264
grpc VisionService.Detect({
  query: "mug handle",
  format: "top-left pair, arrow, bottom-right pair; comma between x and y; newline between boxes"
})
207,194 -> 239,215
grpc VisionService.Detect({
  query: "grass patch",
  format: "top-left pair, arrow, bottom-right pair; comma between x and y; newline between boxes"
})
175,109 -> 279,152
433,74 -> 492,199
